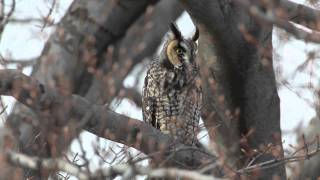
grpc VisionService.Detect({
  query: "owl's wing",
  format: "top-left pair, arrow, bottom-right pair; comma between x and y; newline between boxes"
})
187,69 -> 202,119
142,96 -> 157,127
142,72 -> 157,128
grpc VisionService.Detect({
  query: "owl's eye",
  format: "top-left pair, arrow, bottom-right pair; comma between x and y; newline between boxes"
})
176,48 -> 183,54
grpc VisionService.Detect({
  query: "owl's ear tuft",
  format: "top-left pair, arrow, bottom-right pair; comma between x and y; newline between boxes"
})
192,26 -> 199,41
170,22 -> 182,40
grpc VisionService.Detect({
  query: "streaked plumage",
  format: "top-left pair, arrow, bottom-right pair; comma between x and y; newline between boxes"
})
142,23 -> 201,146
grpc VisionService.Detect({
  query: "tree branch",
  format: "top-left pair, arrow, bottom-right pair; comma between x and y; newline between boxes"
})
234,0 -> 320,43
8,140 -> 320,179
94,0 -> 159,60
0,0 -> 15,33
7,151 -> 89,179
238,137 -> 320,174
0,69 -> 215,169
7,150 -> 222,180
85,0 -> 183,104
279,0 -> 320,31
0,55 -> 35,68
93,164 -> 224,180
5,0 -> 183,177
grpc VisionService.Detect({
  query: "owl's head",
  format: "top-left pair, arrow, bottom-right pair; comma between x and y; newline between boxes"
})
160,23 -> 199,69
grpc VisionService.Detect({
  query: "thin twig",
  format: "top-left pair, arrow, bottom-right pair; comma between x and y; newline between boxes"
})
0,55 -> 36,68
0,0 -> 15,27
40,0 -> 56,31
7,151 -> 89,180
0,105 -> 7,115
237,139 -> 320,174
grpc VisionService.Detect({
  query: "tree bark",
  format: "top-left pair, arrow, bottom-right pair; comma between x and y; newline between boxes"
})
181,0 -> 286,179
5,0 -> 183,178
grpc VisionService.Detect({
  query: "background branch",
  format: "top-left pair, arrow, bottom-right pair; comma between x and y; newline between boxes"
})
280,0 -> 320,31
7,151 -> 89,179
0,69 -> 216,170
7,150 -> 221,180
235,0 -> 320,43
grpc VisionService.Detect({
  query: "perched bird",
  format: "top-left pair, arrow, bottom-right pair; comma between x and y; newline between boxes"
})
142,23 -> 201,146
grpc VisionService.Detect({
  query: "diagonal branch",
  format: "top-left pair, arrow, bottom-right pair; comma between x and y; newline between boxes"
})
234,0 -> 320,43
0,69 -> 215,169
279,0 -> 320,31
94,0 -> 159,61
85,0 -> 183,104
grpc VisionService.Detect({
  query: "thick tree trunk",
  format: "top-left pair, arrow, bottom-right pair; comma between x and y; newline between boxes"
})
181,0 -> 286,179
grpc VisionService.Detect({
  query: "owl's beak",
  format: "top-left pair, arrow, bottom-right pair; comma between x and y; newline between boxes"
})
181,54 -> 191,65
174,63 -> 183,69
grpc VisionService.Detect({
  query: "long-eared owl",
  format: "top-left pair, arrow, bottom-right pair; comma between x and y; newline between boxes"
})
142,23 -> 202,146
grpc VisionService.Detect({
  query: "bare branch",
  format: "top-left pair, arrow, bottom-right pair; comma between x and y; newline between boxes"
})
7,150 -> 223,180
10,141 -> 320,180
234,0 -> 320,43
40,0 -> 56,30
93,164 -> 225,180
0,69 -> 215,169
85,0 -> 184,104
4,0 -> 15,21
7,151 -> 89,180
237,143 -> 320,174
9,141 -> 320,179
0,0 -> 15,31
94,0 -> 159,60
5,0 -> 183,176
4,18 -> 56,26
0,55 -> 35,68
280,0 -> 320,31
120,87 -> 142,107
0,104 -> 7,115
237,0 -> 320,32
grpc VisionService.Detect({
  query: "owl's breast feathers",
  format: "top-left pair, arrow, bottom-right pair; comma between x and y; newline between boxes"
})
142,61 -> 202,145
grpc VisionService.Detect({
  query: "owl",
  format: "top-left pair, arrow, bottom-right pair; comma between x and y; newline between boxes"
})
142,23 -> 202,146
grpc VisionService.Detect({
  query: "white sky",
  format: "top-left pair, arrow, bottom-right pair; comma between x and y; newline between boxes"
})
0,0 -> 319,178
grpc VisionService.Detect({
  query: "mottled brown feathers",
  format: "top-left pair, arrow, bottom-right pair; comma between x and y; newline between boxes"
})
142,23 -> 201,146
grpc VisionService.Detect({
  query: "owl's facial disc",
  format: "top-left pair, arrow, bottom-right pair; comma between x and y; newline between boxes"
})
166,40 -> 183,68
